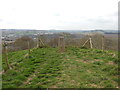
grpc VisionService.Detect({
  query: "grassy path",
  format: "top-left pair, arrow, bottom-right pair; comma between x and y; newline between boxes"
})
2,47 -> 118,88
51,48 -> 118,88
19,48 -> 65,88
2,48 -> 64,88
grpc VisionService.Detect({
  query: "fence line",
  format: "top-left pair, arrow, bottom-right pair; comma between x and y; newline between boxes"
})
2,34 -> 117,71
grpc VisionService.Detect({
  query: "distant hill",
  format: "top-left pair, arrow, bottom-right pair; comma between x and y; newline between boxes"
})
1,29 -> 118,34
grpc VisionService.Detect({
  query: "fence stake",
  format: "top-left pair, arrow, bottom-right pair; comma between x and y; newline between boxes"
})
58,36 -> 65,53
3,42 -> 10,70
89,37 -> 93,49
102,35 -> 104,51
82,39 -> 89,47
37,35 -> 45,48
27,41 -> 30,57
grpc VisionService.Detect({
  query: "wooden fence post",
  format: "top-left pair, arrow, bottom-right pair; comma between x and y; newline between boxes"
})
89,36 -> 93,49
82,39 -> 89,47
3,42 -> 10,70
58,36 -> 65,53
102,35 -> 104,51
27,41 -> 30,57
82,34 -> 93,49
37,37 -> 39,48
37,35 -> 45,48
37,34 -> 40,48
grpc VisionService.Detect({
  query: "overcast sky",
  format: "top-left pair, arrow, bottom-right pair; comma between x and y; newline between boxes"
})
0,0 -> 119,30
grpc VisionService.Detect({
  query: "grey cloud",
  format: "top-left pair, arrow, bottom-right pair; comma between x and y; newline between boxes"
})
88,18 -> 110,23
54,13 -> 60,16
0,19 -> 3,22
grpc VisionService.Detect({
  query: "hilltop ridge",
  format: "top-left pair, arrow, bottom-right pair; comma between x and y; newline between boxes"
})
2,47 -> 118,88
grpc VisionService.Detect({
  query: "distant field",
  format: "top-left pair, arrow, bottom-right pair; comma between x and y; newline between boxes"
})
2,47 -> 118,88
104,34 -> 118,51
104,34 -> 118,39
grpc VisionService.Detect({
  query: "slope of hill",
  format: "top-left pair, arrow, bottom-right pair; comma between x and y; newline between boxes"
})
2,47 -> 118,88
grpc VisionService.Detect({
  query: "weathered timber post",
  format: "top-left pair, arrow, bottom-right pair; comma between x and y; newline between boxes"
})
37,34 -> 40,48
40,38 -> 45,46
38,38 -> 44,48
3,42 -> 10,70
82,34 -> 93,49
37,35 -> 45,48
27,41 -> 30,57
58,36 -> 65,53
36,37 -> 39,48
38,38 -> 41,48
82,39 -> 89,47
102,35 -> 104,51
89,35 -> 93,49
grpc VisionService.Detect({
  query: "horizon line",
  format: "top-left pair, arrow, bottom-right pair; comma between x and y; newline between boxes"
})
0,29 -> 118,31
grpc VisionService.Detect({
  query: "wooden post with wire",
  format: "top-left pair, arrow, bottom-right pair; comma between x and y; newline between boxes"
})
3,42 -> 10,70
82,34 -> 93,49
58,36 -> 65,53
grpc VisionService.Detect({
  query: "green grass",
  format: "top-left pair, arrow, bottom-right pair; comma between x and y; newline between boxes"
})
2,47 -> 119,88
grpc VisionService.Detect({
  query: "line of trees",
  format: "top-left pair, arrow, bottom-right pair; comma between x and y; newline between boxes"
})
2,33 -> 118,53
